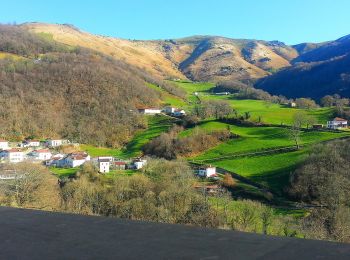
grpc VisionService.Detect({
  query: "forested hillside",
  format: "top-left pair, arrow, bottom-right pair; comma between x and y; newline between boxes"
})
0,25 -> 163,147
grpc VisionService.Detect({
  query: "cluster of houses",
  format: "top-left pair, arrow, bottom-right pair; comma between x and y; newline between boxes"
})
0,138 -> 148,175
137,106 -> 186,117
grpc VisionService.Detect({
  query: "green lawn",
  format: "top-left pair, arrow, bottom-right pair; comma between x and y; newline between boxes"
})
49,167 -> 79,178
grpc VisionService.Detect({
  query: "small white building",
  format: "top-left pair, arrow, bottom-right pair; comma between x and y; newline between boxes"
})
0,140 -> 9,150
30,149 -> 52,161
0,149 -> 25,163
133,158 -> 147,170
327,117 -> 348,129
289,102 -> 297,108
61,152 -> 90,168
164,106 -> 176,114
197,165 -> 217,178
98,158 -> 110,173
46,139 -> 63,147
137,107 -> 162,115
23,139 -> 40,147
172,109 -> 186,117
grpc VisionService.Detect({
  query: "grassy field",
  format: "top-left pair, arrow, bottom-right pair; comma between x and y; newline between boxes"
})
146,83 -> 186,107
170,80 -> 335,125
80,144 -> 122,157
121,115 -> 177,158
49,167 -> 79,178
203,95 -> 334,125
187,121 -> 349,160
80,115 -> 177,159
187,120 -> 350,193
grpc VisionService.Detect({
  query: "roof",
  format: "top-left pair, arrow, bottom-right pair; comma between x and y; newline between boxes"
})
0,139 -> 7,142
98,159 -> 110,163
114,161 -> 126,165
0,207 -> 349,259
333,117 -> 348,122
34,149 -> 51,153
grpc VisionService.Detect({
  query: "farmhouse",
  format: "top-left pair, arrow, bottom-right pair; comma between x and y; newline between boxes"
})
289,102 -> 297,108
197,165 -> 217,178
0,149 -> 24,163
46,139 -> 63,147
30,149 -> 52,161
327,117 -> 348,129
132,158 -> 147,169
0,140 -> 9,150
60,152 -> 90,168
98,158 -> 110,173
164,106 -> 176,114
137,106 -> 161,115
114,161 -> 126,170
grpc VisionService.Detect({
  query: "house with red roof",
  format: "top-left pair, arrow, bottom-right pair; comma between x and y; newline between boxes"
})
29,149 -> 52,161
0,149 -> 24,163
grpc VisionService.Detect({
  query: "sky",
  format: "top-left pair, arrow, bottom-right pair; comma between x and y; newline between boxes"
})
1,0 -> 350,44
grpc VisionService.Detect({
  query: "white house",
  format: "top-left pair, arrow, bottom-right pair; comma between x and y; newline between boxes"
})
197,165 -> 217,178
137,107 -> 162,115
172,109 -> 186,117
327,117 -> 348,129
0,140 -> 9,150
46,154 -> 65,166
164,106 -> 176,114
61,152 -> 90,168
98,158 -> 110,173
30,149 -> 52,161
46,139 -> 63,147
133,158 -> 147,169
23,139 -> 40,147
0,149 -> 25,163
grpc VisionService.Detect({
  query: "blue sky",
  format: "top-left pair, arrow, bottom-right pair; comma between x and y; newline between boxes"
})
1,0 -> 350,44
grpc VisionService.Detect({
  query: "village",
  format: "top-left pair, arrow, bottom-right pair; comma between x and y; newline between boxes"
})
0,106 -> 221,183
0,103 -> 348,182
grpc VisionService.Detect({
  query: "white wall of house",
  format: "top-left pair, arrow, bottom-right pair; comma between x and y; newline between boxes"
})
140,109 -> 161,115
47,139 -> 63,147
0,141 -> 9,150
99,161 -> 110,173
327,120 -> 348,129
28,141 -> 40,147
0,150 -> 24,163
32,151 -> 52,161
198,167 -> 216,178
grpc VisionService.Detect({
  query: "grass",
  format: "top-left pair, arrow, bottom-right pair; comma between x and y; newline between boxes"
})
146,83 -> 186,107
188,120 -> 350,194
188,121 -> 349,161
80,115 -> 177,159
121,115 -> 177,158
103,169 -> 138,178
203,95 -> 335,125
79,144 -> 122,157
49,167 -> 79,178
214,150 -> 307,193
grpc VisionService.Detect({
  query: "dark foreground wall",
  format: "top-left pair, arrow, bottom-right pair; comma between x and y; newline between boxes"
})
0,207 -> 349,260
